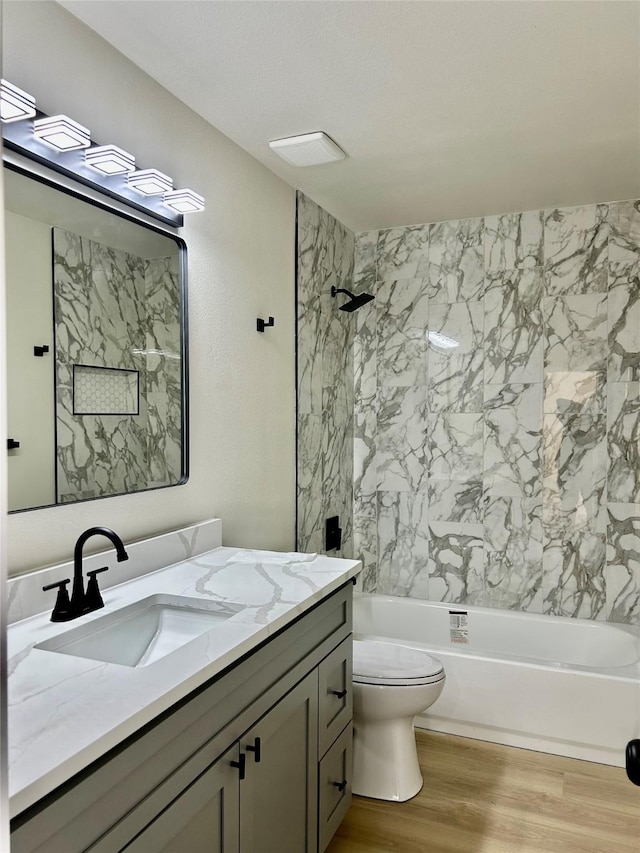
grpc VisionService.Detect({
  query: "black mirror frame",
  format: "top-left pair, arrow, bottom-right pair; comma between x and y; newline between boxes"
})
4,154 -> 190,513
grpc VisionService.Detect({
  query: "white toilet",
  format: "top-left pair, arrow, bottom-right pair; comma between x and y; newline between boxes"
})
352,639 -> 445,802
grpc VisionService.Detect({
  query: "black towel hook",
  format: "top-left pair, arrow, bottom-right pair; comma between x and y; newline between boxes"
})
257,316 -> 275,333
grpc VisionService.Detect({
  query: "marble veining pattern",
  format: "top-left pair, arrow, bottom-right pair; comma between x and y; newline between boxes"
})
376,224 -> 430,281
145,255 -> 182,487
353,514 -> 378,593
428,217 -> 484,304
543,294 -> 608,375
543,413 -> 607,537
377,491 -> 429,597
353,231 -> 378,293
608,200 -> 640,266
428,522 -> 484,605
544,204 -> 609,296
427,413 -> 483,524
484,210 -> 544,273
484,268 -> 543,384
297,197 -> 640,621
484,383 -> 542,498
428,300 -> 484,412
607,382 -> 640,503
544,370 -> 606,416
354,294 -> 377,414
483,496 -> 543,611
606,503 -> 640,622
542,532 -> 607,619
376,277 -> 429,387
608,263 -> 640,382
376,385 -> 428,492
53,230 -> 181,503
296,193 -> 354,558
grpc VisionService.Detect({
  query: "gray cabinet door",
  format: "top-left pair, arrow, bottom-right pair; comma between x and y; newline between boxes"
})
121,745 -> 240,853
239,672 -> 319,853
317,637 -> 353,759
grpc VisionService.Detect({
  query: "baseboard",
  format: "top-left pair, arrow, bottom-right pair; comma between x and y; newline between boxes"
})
414,713 -> 624,768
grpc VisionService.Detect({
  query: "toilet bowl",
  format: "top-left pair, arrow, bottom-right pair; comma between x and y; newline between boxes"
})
352,639 -> 445,802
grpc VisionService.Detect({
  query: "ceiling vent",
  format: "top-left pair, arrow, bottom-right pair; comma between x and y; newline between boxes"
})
268,132 -> 346,166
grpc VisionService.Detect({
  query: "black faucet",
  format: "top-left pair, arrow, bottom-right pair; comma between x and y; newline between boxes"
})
43,527 -> 129,622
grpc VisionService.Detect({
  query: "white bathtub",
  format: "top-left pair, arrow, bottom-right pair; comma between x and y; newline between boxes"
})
353,594 -> 640,766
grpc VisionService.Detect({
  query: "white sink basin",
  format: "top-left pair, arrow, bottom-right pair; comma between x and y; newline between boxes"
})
35,594 -> 246,667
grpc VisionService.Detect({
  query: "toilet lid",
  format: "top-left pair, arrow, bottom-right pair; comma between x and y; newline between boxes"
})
353,639 -> 444,685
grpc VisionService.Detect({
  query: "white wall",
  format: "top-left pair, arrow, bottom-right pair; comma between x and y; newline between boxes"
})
5,211 -> 56,511
0,10 -> 10,835
3,1 -> 297,574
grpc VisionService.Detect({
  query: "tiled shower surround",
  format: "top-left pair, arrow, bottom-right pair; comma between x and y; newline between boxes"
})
297,193 -> 355,558
298,194 -> 640,623
54,229 -> 182,502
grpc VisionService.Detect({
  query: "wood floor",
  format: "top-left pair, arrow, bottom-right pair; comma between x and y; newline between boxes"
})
327,730 -> 640,853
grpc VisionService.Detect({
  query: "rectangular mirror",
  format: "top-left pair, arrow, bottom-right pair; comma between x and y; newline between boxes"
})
5,161 -> 188,512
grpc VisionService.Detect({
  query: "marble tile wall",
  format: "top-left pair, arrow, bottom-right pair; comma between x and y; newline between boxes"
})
352,201 -> 640,623
296,192 -> 355,559
53,230 -> 181,502
145,254 -> 182,488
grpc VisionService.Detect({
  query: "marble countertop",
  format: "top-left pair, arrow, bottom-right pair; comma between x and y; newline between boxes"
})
8,546 -> 361,818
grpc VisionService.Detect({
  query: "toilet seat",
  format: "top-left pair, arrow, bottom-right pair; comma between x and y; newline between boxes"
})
353,639 -> 445,686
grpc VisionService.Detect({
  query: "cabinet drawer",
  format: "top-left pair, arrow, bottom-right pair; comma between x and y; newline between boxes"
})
318,636 -> 352,758
318,723 -> 352,853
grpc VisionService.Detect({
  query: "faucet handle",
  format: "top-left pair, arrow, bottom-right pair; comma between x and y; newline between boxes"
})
85,567 -> 109,612
42,578 -> 72,622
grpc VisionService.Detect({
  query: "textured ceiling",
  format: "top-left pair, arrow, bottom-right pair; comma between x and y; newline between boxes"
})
59,1 -> 640,231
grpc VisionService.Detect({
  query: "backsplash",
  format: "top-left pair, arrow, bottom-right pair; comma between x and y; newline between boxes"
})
7,519 -> 222,624
296,192 -> 355,558
53,229 -> 182,502
352,202 -> 639,622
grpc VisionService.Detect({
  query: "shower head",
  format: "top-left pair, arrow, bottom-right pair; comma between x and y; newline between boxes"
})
331,286 -> 375,312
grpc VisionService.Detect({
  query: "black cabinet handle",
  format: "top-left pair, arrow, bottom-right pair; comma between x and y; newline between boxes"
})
246,737 -> 261,763
332,780 -> 347,792
230,753 -> 246,780
330,689 -> 348,699
7,439 -> 20,450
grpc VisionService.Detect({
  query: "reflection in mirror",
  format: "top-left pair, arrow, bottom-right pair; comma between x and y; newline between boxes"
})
5,163 -> 188,512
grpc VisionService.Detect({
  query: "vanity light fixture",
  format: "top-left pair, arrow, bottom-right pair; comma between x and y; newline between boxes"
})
128,168 -> 173,196
163,188 -> 205,213
1,80 -> 205,224
269,132 -> 346,167
85,144 -> 135,175
0,79 -> 36,123
33,115 -> 91,151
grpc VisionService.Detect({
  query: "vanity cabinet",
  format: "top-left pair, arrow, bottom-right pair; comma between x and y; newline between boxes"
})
11,583 -> 354,853
123,673 -> 317,853
238,673 -> 318,853
122,746 -> 240,852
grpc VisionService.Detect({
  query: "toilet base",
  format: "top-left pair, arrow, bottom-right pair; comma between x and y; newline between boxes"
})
352,716 -> 423,802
